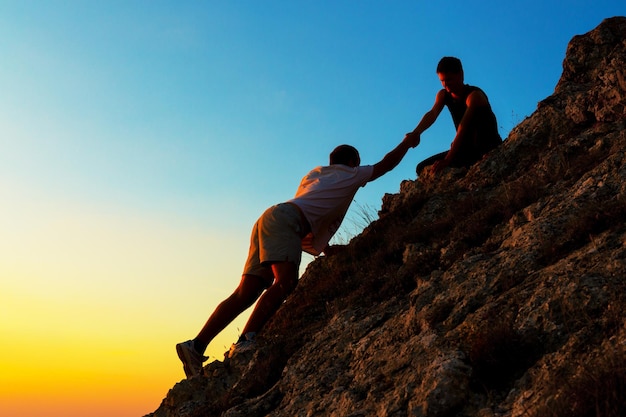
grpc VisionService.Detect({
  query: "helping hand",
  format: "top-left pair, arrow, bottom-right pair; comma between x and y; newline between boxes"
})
404,132 -> 420,148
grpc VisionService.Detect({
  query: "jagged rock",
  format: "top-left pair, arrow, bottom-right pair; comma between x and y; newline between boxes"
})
148,16 -> 626,417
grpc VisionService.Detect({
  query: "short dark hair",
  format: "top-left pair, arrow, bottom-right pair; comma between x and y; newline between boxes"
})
437,56 -> 463,74
330,144 -> 360,166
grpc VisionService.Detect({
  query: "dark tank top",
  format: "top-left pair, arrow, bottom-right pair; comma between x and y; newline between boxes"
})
443,85 -> 502,164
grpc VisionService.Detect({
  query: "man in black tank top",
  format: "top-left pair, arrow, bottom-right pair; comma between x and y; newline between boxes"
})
407,57 -> 502,175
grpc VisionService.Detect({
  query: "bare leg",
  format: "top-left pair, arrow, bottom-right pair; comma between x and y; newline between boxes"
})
193,274 -> 268,354
241,261 -> 299,335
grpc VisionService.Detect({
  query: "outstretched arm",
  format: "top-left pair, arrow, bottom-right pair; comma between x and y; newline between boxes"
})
371,134 -> 420,181
406,89 -> 446,140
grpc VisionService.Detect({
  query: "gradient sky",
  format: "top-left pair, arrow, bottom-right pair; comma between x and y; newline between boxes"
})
1,1 -> 623,416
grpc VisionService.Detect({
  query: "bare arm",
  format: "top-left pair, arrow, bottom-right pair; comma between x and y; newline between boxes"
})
407,89 -> 446,139
371,134 -> 420,181
433,90 -> 489,172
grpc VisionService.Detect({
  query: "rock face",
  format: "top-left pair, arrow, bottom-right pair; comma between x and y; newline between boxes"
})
148,17 -> 626,417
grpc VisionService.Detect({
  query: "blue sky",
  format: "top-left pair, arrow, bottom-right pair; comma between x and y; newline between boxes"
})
3,1 -> 623,223
1,2 -> 624,416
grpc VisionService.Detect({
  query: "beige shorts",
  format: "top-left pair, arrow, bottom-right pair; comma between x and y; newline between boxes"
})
243,203 -> 306,286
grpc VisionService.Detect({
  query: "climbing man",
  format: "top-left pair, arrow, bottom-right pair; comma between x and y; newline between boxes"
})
176,134 -> 420,378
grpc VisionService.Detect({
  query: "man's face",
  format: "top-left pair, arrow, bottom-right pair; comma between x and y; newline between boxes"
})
438,71 -> 464,96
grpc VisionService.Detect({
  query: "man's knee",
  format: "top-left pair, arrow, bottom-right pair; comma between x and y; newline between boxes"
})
234,274 -> 268,302
271,262 -> 299,296
277,275 -> 298,296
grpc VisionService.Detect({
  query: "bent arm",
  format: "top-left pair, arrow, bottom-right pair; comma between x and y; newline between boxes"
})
433,90 -> 489,172
444,90 -> 488,162
371,134 -> 419,181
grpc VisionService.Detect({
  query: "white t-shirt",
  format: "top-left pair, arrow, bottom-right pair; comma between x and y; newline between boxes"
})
288,164 -> 374,255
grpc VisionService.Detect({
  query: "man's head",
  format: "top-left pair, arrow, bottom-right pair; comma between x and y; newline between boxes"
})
437,56 -> 463,74
437,56 -> 464,96
330,144 -> 360,167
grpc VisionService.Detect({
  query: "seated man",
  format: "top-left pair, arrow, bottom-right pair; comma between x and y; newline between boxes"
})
176,134 -> 420,378
408,56 -> 502,175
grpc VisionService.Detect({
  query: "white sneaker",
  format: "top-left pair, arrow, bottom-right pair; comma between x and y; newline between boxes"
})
176,340 -> 208,378
226,332 -> 257,358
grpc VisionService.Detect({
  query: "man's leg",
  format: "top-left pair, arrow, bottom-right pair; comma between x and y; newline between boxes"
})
193,273 -> 269,354
241,261 -> 299,335
416,151 -> 448,175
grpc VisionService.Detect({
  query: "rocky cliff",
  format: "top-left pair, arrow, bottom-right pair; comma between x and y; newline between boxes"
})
148,17 -> 626,417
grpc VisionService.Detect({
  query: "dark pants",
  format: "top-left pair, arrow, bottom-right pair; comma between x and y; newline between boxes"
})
416,139 -> 502,175
415,151 -> 449,175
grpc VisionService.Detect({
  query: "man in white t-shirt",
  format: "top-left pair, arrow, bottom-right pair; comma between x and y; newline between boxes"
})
176,135 -> 419,378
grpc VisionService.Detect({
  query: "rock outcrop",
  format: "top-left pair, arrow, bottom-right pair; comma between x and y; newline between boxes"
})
148,16 -> 626,417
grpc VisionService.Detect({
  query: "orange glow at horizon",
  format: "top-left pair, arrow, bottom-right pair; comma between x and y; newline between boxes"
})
0,193 -> 249,417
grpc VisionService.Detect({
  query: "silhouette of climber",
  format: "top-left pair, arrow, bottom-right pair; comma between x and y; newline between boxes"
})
176,134 -> 420,378
407,56 -> 502,175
